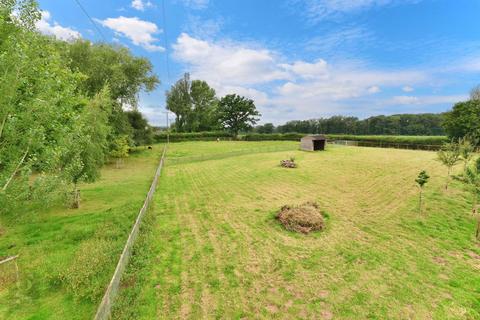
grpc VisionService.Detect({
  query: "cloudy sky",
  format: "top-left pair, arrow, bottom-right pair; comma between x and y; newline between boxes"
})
37,0 -> 480,125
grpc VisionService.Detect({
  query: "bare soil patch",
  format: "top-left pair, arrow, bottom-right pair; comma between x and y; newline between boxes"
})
276,202 -> 325,234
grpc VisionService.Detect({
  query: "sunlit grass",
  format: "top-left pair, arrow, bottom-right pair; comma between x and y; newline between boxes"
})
114,141 -> 480,319
0,145 -> 163,320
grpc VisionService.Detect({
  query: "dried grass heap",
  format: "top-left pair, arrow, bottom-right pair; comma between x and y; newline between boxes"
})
276,202 -> 325,234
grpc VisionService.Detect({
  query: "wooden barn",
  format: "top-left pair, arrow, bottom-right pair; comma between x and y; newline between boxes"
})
300,135 -> 326,151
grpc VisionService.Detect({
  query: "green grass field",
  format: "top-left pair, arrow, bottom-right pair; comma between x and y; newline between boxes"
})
113,141 -> 480,319
0,146 -> 163,320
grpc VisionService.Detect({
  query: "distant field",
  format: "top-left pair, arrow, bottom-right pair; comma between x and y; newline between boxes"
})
0,146 -> 163,320
113,141 -> 480,319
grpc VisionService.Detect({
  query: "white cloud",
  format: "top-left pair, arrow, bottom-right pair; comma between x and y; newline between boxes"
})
280,59 -> 328,79
402,86 -> 414,92
180,0 -> 209,9
172,33 -> 470,124
305,26 -> 374,53
173,33 -> 288,86
294,0 -> 422,22
98,16 -> 164,52
131,0 -> 154,11
382,95 -> 467,107
36,11 -> 81,41
184,15 -> 223,39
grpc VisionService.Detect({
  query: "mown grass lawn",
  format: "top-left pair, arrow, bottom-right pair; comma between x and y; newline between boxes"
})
114,141 -> 480,319
0,145 -> 163,320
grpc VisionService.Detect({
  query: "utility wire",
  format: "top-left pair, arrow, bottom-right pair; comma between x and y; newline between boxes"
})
161,0 -> 171,83
72,0 -> 107,42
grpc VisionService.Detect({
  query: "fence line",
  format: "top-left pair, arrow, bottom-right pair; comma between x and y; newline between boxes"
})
168,144 -> 297,165
330,140 -> 442,151
94,144 -> 167,320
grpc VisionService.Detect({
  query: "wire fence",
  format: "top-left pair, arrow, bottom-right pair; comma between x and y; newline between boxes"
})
167,144 -> 298,165
330,140 -> 442,151
94,145 -> 167,320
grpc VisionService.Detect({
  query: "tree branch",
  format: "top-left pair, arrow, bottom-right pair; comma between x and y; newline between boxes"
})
2,146 -> 29,192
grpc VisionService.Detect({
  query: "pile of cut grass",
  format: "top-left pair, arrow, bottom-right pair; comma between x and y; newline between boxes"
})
276,202 -> 324,233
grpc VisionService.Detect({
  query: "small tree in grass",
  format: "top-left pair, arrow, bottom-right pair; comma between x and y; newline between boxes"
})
464,158 -> 480,240
415,170 -> 430,213
437,142 -> 461,190
459,137 -> 476,172
110,135 -> 130,168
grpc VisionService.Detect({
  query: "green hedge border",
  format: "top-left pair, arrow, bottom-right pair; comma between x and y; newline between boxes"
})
154,132 -> 448,146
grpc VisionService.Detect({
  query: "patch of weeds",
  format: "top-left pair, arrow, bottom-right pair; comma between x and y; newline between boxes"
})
57,238 -> 115,302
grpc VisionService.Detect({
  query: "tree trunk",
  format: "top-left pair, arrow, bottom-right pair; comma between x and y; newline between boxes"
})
0,113 -> 7,141
71,184 -> 80,209
445,167 -> 451,190
2,146 -> 29,192
419,190 -> 423,213
476,216 -> 480,241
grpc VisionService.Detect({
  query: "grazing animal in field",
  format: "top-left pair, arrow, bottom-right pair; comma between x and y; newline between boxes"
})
148,146 -> 153,150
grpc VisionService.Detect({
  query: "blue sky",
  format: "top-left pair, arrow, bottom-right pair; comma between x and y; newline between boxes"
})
36,0 -> 480,125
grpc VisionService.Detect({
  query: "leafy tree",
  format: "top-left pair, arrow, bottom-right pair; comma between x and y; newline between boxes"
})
218,94 -> 260,138
443,100 -> 480,142
437,142 -> 461,190
110,135 -> 130,168
190,80 -> 219,131
459,136 -> 476,171
63,39 -> 159,106
166,74 -> 219,132
60,88 -> 112,208
0,2 -> 83,211
126,110 -> 153,146
256,123 -> 275,134
415,170 -> 430,213
166,73 -> 192,131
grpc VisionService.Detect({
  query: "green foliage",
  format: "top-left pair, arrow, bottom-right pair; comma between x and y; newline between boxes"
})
326,134 -> 448,145
459,136 -> 476,170
0,1 -> 158,213
154,131 -> 233,142
276,114 -> 445,136
443,100 -> 480,142
217,94 -> 260,138
60,87 -> 112,187
110,135 -> 130,159
464,158 -> 480,203
166,73 -> 219,132
415,170 -> 430,188
437,141 -> 461,190
63,39 -> 159,106
255,123 -> 275,134
126,110 -> 153,146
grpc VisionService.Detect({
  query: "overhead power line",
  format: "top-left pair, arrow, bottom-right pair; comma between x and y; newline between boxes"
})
161,0 -> 171,83
72,0 -> 107,42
